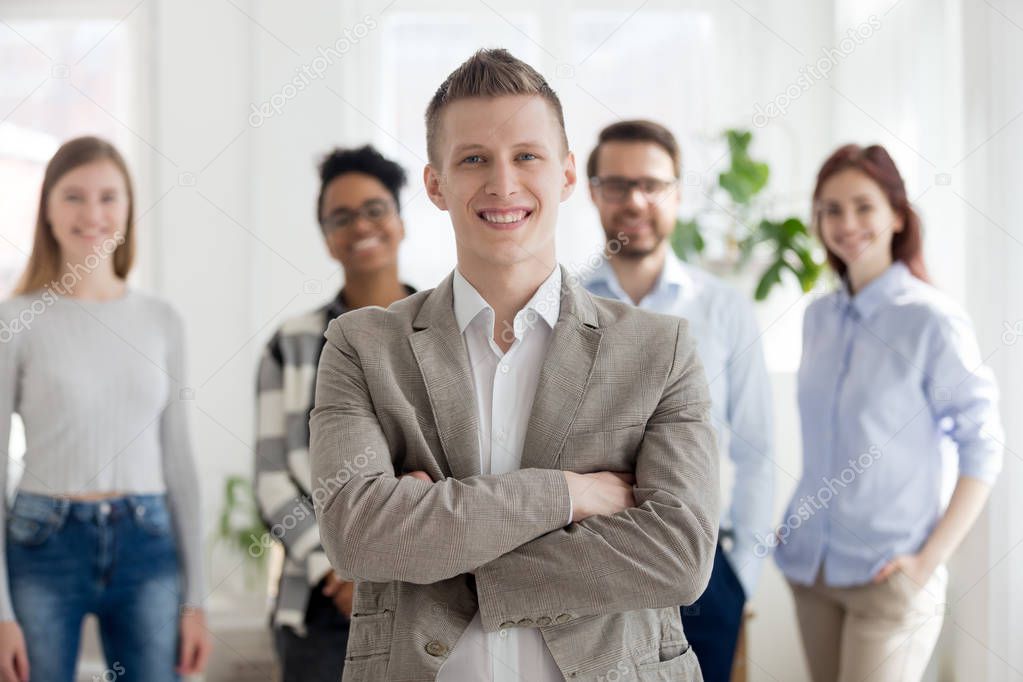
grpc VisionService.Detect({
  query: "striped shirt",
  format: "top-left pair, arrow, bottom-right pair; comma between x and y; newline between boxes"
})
254,287 -> 412,632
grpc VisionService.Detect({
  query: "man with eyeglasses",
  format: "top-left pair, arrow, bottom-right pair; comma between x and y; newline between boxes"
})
583,120 -> 774,682
253,145 -> 415,681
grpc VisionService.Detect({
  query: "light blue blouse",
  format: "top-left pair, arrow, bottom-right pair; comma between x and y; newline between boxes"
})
774,262 -> 1003,587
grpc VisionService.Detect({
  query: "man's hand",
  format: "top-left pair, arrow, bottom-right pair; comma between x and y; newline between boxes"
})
564,471 -> 636,522
322,571 -> 354,617
403,469 -> 636,523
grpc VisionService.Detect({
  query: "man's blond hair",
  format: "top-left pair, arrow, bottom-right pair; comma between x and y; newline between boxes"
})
425,48 -> 569,165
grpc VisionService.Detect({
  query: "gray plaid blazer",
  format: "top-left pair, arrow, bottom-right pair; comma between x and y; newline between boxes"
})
310,267 -> 719,681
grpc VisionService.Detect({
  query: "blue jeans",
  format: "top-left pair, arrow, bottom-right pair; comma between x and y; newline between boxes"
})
6,492 -> 182,682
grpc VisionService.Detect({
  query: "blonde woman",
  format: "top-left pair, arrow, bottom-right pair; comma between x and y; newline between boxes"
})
0,137 -> 211,681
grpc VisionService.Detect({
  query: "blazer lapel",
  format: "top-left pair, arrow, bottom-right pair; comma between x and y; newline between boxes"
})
408,273 -> 482,480
520,267 -> 603,470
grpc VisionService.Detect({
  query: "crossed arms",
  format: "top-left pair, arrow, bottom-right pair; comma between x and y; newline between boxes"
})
308,319 -> 719,632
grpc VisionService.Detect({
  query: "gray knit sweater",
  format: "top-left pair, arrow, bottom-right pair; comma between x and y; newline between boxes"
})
0,289 -> 205,621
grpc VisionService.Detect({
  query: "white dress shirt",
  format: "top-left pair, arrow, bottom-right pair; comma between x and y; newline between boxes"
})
436,265 -> 565,682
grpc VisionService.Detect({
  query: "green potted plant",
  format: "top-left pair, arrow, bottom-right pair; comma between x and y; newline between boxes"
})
672,129 -> 824,300
213,475 -> 270,589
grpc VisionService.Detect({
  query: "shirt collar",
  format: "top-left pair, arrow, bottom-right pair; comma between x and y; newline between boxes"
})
838,261 -> 910,319
588,247 -> 691,301
453,266 -> 562,334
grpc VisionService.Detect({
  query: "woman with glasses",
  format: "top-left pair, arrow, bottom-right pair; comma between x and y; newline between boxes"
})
253,145 -> 415,682
0,136 -> 211,680
775,144 -> 1003,681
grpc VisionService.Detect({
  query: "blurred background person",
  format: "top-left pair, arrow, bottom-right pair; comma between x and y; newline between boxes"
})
253,144 -> 414,682
583,120 -> 774,682
775,144 -> 1003,682
0,136 -> 210,681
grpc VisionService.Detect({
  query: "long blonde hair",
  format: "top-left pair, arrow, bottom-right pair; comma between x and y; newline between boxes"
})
14,136 -> 136,295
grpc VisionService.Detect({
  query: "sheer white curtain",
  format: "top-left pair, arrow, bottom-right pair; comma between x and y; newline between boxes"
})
957,2 -> 1023,680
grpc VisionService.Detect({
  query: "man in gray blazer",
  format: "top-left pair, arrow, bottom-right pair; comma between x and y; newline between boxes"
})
310,48 -> 719,681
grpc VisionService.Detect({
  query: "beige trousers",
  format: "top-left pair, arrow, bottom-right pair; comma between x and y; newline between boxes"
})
788,566 -> 947,682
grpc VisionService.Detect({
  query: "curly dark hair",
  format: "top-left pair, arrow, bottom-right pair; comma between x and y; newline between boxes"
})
316,145 -> 408,226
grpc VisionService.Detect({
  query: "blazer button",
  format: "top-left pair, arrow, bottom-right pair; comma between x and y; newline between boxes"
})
517,618 -> 534,627
499,620 -> 516,629
425,641 -> 448,657
555,613 -> 571,624
537,616 -> 552,626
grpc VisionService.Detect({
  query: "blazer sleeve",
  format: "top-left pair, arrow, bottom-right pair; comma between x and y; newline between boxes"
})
309,319 -> 573,584
473,319 -> 720,632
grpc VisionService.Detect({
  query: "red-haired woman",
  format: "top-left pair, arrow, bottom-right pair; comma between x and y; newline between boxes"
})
774,144 -> 1003,681
0,137 -> 211,680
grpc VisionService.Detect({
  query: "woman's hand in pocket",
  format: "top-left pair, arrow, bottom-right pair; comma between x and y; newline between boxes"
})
0,621 -> 29,682
872,553 -> 936,592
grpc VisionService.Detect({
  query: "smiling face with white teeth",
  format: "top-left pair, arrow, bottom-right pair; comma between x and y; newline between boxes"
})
321,172 -> 405,275
424,94 -> 576,278
47,160 -> 129,263
816,168 -> 903,288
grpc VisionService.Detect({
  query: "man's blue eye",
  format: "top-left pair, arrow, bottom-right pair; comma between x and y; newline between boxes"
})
463,155 -> 483,164
519,153 -> 537,161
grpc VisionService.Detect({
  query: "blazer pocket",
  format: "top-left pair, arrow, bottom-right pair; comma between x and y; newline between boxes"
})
636,642 -> 701,680
345,611 -> 394,659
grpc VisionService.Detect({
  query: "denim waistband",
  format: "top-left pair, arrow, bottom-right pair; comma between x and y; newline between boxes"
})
11,491 -> 167,524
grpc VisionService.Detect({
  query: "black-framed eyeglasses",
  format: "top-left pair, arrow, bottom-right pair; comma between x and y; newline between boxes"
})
322,198 -> 395,232
589,176 -> 678,203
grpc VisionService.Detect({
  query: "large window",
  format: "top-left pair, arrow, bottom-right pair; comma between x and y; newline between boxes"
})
0,18 -> 135,297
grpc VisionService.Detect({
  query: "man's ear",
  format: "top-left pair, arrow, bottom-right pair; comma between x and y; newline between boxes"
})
424,164 -> 448,211
560,150 -> 577,202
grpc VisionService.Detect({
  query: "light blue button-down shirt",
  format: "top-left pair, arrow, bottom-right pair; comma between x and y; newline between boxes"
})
775,262 -> 1003,587
585,251 -> 774,597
